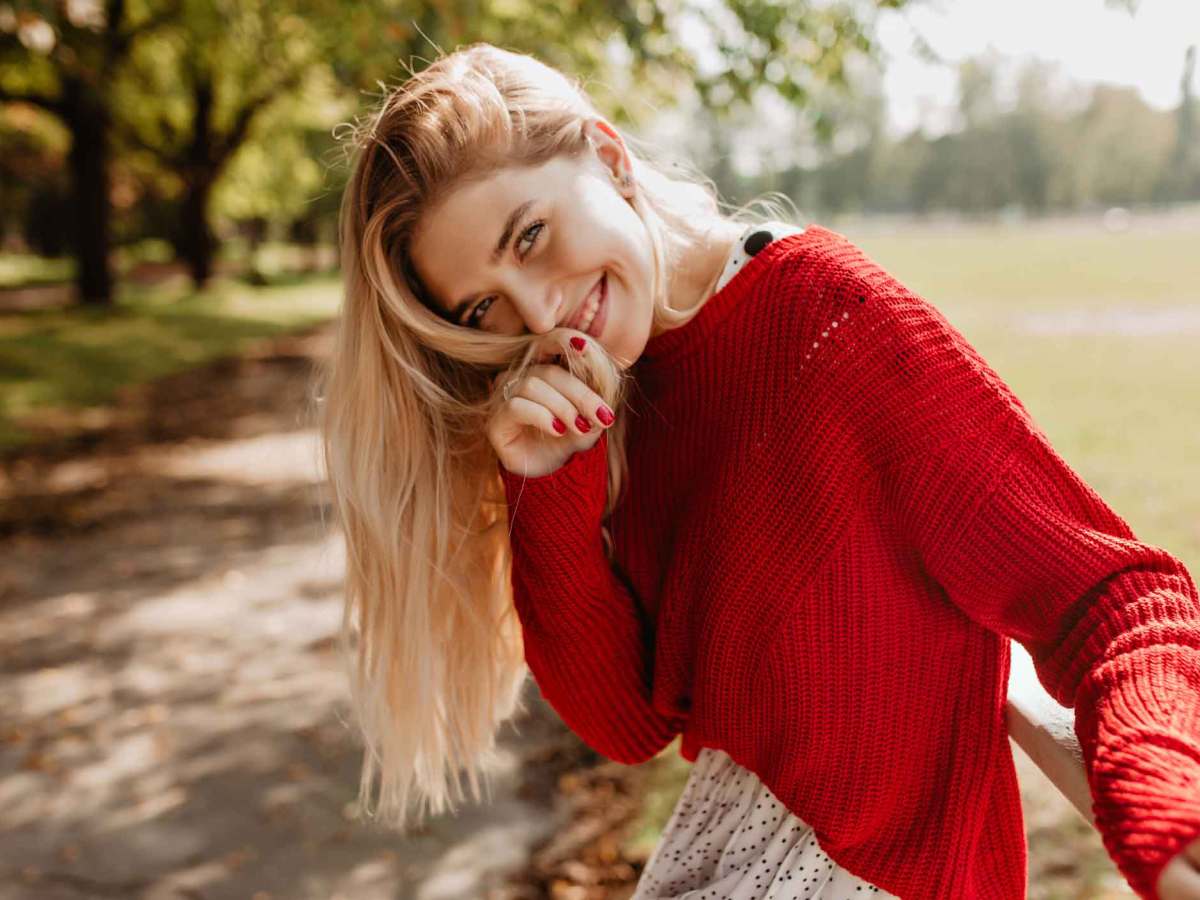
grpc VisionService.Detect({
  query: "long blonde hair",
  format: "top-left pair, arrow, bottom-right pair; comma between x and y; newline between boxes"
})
315,41 -> 799,833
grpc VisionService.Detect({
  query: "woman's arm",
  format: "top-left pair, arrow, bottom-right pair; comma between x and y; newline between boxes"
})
767,225 -> 1200,896
499,429 -> 683,764
829,257 -> 1200,899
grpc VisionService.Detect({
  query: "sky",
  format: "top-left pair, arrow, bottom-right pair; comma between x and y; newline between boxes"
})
875,0 -> 1200,139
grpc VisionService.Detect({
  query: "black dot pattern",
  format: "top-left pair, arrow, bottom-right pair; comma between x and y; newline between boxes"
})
629,747 -> 896,899
712,222 -> 806,298
744,229 -> 775,256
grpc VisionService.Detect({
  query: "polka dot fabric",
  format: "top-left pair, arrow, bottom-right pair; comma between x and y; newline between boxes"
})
631,747 -> 896,900
712,221 -> 807,296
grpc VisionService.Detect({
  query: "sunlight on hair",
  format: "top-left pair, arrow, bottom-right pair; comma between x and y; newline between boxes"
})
311,40 -> 803,835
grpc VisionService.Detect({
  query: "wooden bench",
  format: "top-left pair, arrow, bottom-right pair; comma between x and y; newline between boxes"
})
1005,641 -> 1094,826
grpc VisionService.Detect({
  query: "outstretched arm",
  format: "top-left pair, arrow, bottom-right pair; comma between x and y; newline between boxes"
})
799,237 -> 1200,899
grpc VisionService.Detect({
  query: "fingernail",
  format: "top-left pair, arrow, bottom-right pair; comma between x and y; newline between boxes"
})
552,417 -> 566,434
574,415 -> 591,433
596,405 -> 614,426
570,336 -> 586,352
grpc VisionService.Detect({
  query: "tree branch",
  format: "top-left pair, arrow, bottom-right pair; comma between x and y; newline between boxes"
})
111,114 -> 184,164
213,69 -> 305,167
108,0 -> 184,63
103,0 -> 127,65
0,84 -> 65,116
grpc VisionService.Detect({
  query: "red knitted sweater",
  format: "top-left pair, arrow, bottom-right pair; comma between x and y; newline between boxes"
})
496,224 -> 1200,898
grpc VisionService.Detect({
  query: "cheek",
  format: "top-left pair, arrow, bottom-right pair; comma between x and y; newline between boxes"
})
611,264 -> 650,328
494,303 -> 529,335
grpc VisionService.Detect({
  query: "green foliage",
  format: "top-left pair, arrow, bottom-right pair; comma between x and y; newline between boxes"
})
781,52 -> 1195,217
0,251 -> 70,287
4,0 -> 916,268
3,0 -> 1185,286
211,89 -> 353,226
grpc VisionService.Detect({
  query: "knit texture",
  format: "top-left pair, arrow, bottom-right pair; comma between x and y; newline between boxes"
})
497,224 -> 1200,899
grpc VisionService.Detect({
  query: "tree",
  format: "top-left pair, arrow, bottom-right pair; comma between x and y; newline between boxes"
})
115,0 -> 326,286
955,55 -> 1002,132
1159,44 -> 1198,202
0,0 -> 179,305
112,0 -> 925,287
1063,84 -> 1174,206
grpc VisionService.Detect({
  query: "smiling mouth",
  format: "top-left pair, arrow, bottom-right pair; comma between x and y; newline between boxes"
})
568,274 -> 605,330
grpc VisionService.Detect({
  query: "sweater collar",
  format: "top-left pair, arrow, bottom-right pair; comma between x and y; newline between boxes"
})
635,221 -> 809,368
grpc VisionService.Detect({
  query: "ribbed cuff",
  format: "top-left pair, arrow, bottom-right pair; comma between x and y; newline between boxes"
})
1078,646 -> 1200,898
498,431 -> 610,546
1090,731 -> 1200,898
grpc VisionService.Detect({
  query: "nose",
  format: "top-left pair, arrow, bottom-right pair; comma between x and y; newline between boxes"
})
507,275 -> 562,335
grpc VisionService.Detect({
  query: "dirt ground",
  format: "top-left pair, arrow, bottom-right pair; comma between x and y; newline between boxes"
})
0,324 -> 606,900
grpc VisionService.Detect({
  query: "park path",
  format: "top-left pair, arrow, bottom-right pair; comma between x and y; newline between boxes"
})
0,324 -> 576,900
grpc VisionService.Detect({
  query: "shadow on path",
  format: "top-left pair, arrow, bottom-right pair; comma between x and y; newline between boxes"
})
0,324 -> 573,900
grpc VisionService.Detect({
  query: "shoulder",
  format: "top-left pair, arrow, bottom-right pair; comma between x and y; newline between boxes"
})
760,223 -> 892,304
721,223 -> 896,352
761,226 -> 1035,466
755,223 -> 972,361
730,224 -> 892,370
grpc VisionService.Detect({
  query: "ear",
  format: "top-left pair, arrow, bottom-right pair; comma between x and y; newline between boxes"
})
581,117 -> 635,199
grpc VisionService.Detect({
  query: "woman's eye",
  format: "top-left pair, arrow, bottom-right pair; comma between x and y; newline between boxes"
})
516,220 -> 544,258
466,296 -> 494,327
465,219 -> 545,328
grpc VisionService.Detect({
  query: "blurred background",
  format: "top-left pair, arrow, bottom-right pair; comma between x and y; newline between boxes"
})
1,0 -> 1198,897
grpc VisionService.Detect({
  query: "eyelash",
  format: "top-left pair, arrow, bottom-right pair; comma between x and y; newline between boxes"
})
465,219 -> 545,328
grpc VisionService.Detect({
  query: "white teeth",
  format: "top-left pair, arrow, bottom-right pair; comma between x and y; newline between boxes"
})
577,278 -> 603,331
580,296 -> 599,330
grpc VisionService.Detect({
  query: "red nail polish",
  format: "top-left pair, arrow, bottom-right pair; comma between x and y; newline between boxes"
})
552,417 -> 566,434
596,405 -> 614,426
574,415 -> 591,433
570,336 -> 586,352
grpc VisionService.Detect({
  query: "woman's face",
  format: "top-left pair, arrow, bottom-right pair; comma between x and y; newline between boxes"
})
408,119 -> 654,368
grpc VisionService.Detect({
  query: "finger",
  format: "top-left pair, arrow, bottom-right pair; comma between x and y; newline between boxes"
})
534,340 -> 565,366
514,375 -> 591,436
505,396 -> 569,438
1185,838 -> 1200,869
1158,854 -> 1200,899
492,369 -> 517,396
534,364 -> 614,429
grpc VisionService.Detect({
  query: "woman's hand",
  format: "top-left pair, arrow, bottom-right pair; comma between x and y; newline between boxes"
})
1158,835 -> 1200,898
487,338 -> 616,479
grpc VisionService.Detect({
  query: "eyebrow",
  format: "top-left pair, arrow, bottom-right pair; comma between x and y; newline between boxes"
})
449,199 -> 534,322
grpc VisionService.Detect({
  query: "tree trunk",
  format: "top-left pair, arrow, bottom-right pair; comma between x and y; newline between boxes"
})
179,80 -> 216,288
179,176 -> 215,287
65,78 -> 114,306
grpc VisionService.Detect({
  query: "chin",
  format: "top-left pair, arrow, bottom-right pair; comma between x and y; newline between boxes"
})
614,334 -> 652,370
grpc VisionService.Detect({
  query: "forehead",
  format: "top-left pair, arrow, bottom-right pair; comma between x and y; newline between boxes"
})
409,157 -> 575,313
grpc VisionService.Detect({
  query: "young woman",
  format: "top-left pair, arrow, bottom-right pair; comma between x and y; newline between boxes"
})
317,42 -> 1200,899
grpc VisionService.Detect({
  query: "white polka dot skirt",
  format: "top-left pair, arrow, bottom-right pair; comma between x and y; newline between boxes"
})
630,747 -> 898,900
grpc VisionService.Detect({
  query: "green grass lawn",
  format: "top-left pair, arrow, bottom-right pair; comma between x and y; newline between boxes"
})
0,273 -> 342,450
623,218 -> 1200,897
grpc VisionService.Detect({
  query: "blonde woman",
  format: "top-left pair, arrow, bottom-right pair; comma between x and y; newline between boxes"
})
317,42 -> 1200,899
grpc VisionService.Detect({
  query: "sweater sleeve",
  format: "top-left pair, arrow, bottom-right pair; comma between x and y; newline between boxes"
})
498,429 -> 683,764
834,264 -> 1200,899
